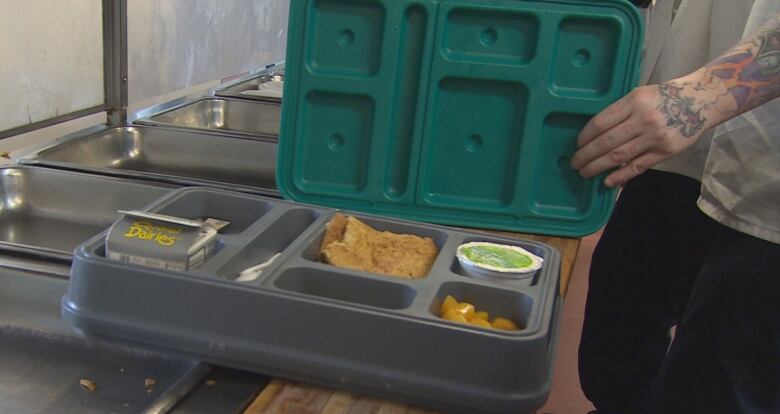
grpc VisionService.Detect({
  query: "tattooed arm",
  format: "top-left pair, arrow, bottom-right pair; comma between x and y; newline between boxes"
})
570,14 -> 780,187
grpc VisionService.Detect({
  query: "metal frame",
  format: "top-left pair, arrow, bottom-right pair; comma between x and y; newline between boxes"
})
0,105 -> 106,140
103,0 -> 129,127
0,0 -> 128,139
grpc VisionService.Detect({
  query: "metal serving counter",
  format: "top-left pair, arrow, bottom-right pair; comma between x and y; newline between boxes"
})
0,265 -> 269,413
0,56 -> 287,412
0,2 -> 294,412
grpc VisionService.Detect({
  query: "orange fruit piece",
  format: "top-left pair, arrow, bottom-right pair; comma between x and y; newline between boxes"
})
452,302 -> 475,319
491,317 -> 519,331
473,311 -> 489,321
440,295 -> 458,315
442,308 -> 468,324
468,317 -> 492,329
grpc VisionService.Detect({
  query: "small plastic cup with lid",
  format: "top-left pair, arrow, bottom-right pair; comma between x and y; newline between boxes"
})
456,241 -> 543,280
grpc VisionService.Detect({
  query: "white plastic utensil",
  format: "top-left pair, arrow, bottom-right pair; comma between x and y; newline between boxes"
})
235,252 -> 282,282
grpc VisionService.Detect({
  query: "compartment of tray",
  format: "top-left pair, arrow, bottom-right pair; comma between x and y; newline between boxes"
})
22,126 -> 277,194
135,97 -> 280,139
450,235 -> 548,282
301,214 -> 449,279
148,188 -> 274,235
430,281 -> 534,331
216,74 -> 284,102
220,208 -> 321,281
0,166 -> 171,260
272,266 -> 417,310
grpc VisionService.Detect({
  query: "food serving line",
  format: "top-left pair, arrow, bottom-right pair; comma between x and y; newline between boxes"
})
0,67 -> 284,414
0,66 -> 580,413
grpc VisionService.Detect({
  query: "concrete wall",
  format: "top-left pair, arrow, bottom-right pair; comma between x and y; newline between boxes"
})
0,0 -> 104,132
1,0 -> 290,152
128,0 -> 290,104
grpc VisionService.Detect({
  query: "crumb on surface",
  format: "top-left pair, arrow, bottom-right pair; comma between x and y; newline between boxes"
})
79,378 -> 97,392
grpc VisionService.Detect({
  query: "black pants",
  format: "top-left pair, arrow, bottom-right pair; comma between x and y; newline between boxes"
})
579,170 -> 780,414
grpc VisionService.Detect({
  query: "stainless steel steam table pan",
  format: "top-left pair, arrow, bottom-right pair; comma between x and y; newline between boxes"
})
0,166 -> 172,261
18,126 -> 278,197
215,74 -> 284,103
134,97 -> 280,140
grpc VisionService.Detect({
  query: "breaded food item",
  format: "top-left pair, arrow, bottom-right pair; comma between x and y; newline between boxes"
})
320,214 -> 438,279
320,213 -> 349,250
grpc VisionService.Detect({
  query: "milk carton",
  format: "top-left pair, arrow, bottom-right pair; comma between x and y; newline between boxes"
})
106,210 -> 219,271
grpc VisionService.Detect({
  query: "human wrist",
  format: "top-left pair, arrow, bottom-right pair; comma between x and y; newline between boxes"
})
652,74 -> 711,139
658,70 -> 733,138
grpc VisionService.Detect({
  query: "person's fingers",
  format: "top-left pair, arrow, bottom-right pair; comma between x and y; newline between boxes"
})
571,119 -> 642,171
604,151 -> 668,187
577,134 -> 655,178
576,96 -> 633,147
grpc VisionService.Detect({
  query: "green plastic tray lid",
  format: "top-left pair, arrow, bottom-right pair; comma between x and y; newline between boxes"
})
277,0 -> 643,237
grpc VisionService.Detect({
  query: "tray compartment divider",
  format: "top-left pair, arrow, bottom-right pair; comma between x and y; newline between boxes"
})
219,207 -> 328,283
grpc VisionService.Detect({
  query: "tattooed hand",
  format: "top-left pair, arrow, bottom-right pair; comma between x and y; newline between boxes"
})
571,13 -> 780,188
569,83 -> 707,187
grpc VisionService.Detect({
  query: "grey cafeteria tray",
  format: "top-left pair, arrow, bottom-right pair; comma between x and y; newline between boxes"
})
0,166 -> 172,261
63,187 -> 562,414
18,126 -> 278,197
134,97 -> 280,139
215,74 -> 284,103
